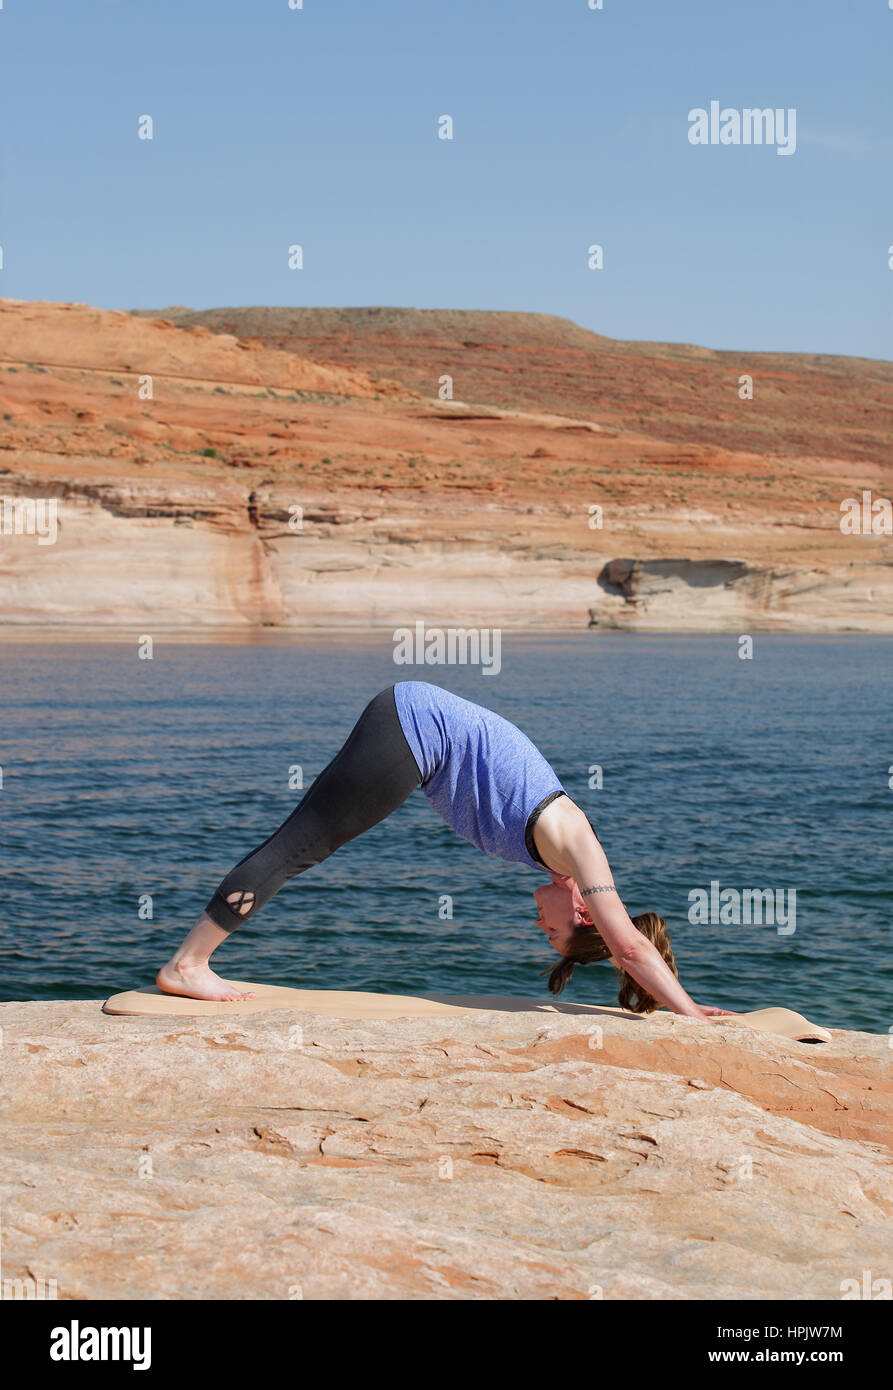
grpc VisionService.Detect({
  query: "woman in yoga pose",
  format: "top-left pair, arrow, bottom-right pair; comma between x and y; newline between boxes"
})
157,681 -> 735,1018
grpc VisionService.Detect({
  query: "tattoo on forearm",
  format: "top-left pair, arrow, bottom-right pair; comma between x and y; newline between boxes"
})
579,884 -> 617,896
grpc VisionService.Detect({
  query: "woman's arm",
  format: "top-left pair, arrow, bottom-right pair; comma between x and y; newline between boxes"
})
535,799 -> 712,1019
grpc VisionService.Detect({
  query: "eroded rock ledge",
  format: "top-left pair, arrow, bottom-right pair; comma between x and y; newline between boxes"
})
2,297 -> 891,633
1,1000 -> 890,1300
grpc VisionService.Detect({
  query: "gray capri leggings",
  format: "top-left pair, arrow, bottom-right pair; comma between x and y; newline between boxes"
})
203,685 -> 422,932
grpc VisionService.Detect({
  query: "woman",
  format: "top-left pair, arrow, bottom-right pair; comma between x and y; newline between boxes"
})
157,681 -> 735,1018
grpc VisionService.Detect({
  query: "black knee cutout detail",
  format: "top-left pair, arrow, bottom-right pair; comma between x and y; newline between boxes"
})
226,890 -> 255,916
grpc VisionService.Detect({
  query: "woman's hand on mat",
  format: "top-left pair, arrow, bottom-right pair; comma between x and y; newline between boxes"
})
692,1005 -> 740,1018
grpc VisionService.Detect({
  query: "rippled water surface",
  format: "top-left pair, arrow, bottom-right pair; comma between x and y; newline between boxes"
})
1,634 -> 890,1032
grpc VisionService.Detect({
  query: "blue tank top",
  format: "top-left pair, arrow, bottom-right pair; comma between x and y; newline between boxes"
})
393,681 -> 564,872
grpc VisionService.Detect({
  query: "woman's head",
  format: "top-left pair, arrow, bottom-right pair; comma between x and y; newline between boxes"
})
533,874 -> 677,1014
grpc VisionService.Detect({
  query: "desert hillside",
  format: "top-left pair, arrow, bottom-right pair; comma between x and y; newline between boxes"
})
1,297 -> 891,632
131,304 -> 893,467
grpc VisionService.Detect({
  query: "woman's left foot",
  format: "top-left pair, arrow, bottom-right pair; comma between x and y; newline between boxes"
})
156,959 -> 255,1002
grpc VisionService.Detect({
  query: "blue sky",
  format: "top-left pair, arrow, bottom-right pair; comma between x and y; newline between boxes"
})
1,0 -> 891,358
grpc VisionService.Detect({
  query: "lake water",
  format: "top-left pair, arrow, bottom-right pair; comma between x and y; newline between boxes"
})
0,634 -> 890,1033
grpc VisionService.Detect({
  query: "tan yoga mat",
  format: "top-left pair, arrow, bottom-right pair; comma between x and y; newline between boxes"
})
101,984 -> 833,1042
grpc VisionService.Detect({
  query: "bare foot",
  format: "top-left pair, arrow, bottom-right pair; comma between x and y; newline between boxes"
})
156,959 -> 256,1002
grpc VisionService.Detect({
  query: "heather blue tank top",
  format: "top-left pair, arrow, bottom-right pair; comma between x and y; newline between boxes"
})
393,681 -> 564,872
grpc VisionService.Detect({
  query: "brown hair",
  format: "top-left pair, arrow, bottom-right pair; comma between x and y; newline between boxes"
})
544,911 -> 677,1014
